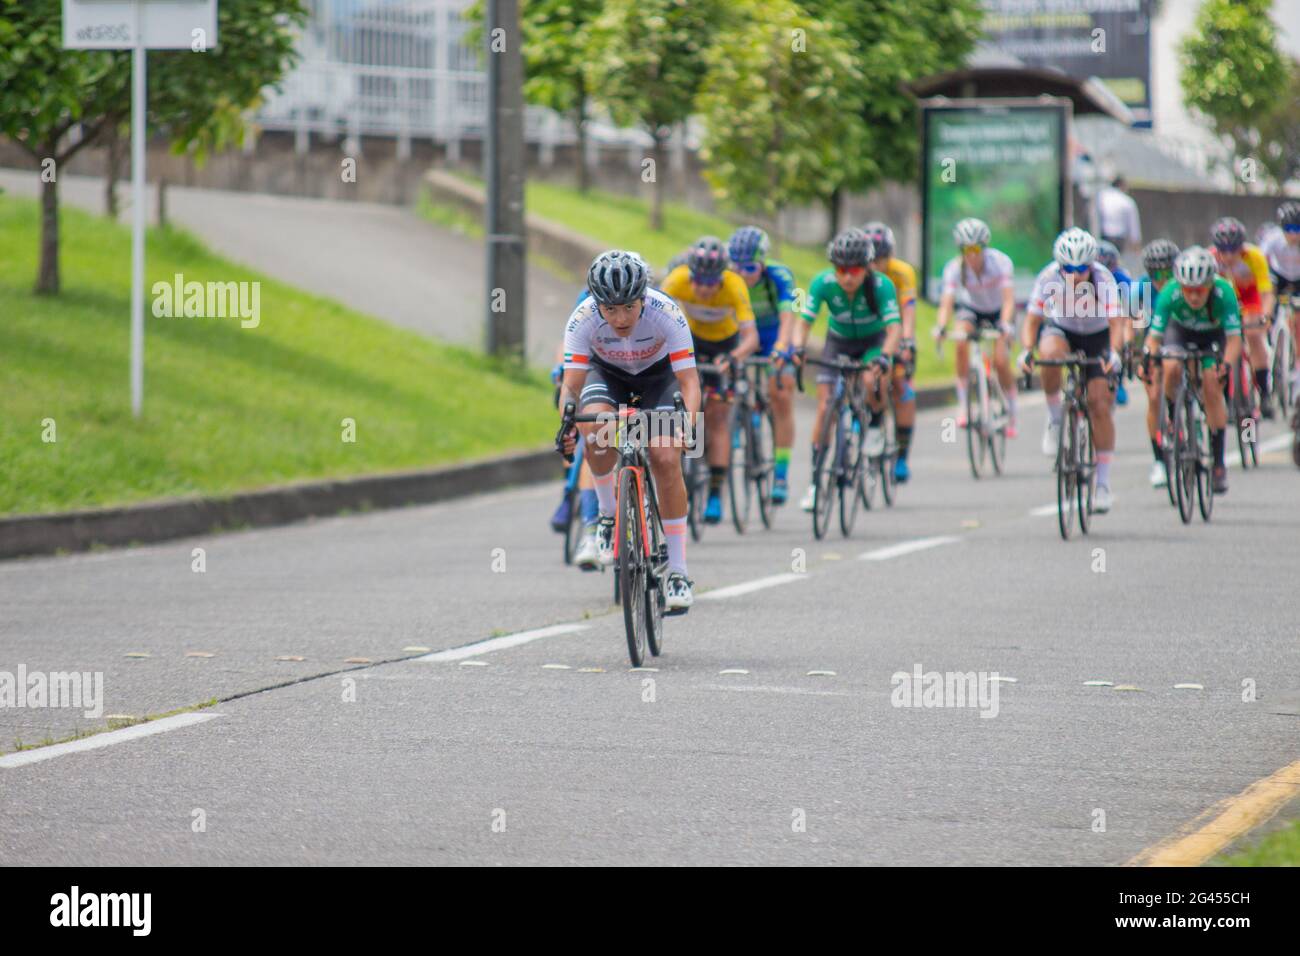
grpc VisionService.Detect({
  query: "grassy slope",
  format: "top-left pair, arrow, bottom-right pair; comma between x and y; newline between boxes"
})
1214,818 -> 1300,866
0,196 -> 555,517
430,174 -> 948,385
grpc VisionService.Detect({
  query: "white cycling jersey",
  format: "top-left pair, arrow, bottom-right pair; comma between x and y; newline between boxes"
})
941,248 -> 1015,314
1028,262 -> 1123,335
1261,231 -> 1300,282
563,288 -> 696,377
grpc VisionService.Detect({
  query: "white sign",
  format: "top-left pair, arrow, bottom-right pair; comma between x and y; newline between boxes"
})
63,0 -> 217,50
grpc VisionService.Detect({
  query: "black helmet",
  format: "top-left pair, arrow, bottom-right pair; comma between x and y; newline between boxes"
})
687,236 -> 728,280
1141,239 -> 1179,274
1210,217 -> 1247,251
827,228 -> 873,267
1278,201 -> 1300,228
860,221 -> 895,258
587,250 -> 649,306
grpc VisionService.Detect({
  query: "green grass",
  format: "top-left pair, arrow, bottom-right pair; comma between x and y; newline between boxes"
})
430,172 -> 948,385
1215,819 -> 1300,866
0,196 -> 556,517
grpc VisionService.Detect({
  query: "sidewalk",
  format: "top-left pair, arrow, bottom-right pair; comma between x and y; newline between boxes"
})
0,168 -> 576,366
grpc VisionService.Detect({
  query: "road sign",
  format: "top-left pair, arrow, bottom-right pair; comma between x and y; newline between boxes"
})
62,1 -> 218,416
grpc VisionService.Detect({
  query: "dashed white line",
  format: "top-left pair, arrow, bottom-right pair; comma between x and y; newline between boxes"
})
415,623 -> 590,662
859,536 -> 959,561
699,572 -> 807,601
1227,432 -> 1293,465
0,712 -> 222,769
1029,504 -> 1058,517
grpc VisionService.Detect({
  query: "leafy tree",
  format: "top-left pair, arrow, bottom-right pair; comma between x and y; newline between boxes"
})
1180,0 -> 1288,191
584,0 -> 728,230
0,0 -> 304,293
696,0 -> 862,238
801,0 -> 983,236
466,0 -> 604,193
1253,59 -> 1300,188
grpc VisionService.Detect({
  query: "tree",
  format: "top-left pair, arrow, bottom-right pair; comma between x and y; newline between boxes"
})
1180,0 -> 1288,191
801,0 -> 983,237
1254,59 -> 1300,188
695,0 -> 862,238
0,0 -> 305,293
584,0 -> 728,230
466,0 -> 604,193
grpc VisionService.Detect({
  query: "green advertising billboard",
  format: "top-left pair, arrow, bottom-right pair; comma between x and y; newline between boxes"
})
920,102 -> 1069,303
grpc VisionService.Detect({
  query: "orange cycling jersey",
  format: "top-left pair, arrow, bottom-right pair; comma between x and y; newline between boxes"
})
1214,244 -> 1272,315
880,257 -> 917,308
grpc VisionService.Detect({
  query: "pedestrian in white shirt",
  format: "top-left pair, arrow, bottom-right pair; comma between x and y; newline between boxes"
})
1095,176 -> 1142,257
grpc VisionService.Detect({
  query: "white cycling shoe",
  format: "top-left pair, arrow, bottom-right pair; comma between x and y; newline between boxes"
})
574,527 -> 601,571
1041,419 -> 1061,457
595,516 -> 616,566
799,484 -> 817,512
1092,485 -> 1113,514
865,426 -> 885,457
1149,460 -> 1168,488
665,573 -> 694,612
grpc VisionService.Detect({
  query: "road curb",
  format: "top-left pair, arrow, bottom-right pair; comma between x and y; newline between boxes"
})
0,448 -> 559,561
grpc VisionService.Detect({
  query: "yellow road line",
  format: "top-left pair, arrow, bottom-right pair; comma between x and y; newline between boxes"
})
1127,758 -> 1300,866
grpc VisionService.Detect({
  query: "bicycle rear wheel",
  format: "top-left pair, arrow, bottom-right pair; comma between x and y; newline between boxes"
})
727,405 -> 753,534
1272,325 -> 1292,417
989,379 -> 1008,476
1077,412 -> 1095,535
754,408 -> 776,529
1056,404 -> 1077,540
1157,393 -> 1177,508
617,467 -> 648,667
644,498 -> 667,656
685,453 -> 708,542
839,410 -> 864,537
1232,362 -> 1256,471
811,433 -> 837,541
966,369 -> 985,479
562,484 -> 582,565
878,394 -> 898,507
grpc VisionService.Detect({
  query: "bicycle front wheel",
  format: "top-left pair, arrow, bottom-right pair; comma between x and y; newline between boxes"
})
1194,403 -> 1214,522
966,369 -> 985,479
1077,411 -> 1095,536
1174,394 -> 1196,525
727,406 -> 753,534
1056,404 -> 1078,541
838,410 -> 864,538
618,467 -> 648,667
989,379 -> 1009,476
755,408 -> 777,529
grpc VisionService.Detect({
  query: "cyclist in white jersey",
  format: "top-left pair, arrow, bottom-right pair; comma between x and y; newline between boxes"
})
1020,228 -> 1125,513
934,218 -> 1021,435
1264,201 -> 1300,389
558,251 -> 701,610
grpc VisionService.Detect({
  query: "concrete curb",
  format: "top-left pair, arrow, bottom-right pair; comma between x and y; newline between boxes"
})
0,448 -> 559,561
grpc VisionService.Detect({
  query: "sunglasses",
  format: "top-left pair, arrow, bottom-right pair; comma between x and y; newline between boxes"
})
691,274 -> 722,287
1060,263 -> 1090,274
1214,243 -> 1243,253
1150,269 -> 1172,282
835,265 -> 866,277
961,245 -> 984,255
1181,283 -> 1212,294
1284,225 -> 1300,234
735,260 -> 763,275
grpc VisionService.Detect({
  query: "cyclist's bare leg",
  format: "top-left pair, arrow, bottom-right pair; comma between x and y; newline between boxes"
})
1086,377 -> 1116,451
953,319 -> 975,386
1037,334 -> 1067,397
704,391 -> 730,468
578,403 -> 619,515
648,443 -> 686,519
1161,360 -> 1183,402
812,381 -> 833,448
993,334 -> 1015,393
892,365 -> 915,429
769,369 -> 796,448
862,368 -> 884,414
1201,369 -> 1228,431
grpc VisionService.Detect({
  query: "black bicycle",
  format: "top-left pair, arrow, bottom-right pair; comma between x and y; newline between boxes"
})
557,395 -> 689,666
861,357 -> 899,508
1160,343 -> 1221,525
1034,353 -> 1104,541
804,354 -> 876,539
727,356 -> 778,533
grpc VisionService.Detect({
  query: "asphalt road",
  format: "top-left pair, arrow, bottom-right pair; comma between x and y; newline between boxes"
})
3,392 -> 1297,865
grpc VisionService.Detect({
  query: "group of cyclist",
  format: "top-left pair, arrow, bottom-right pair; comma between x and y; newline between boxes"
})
549,198 -> 1300,607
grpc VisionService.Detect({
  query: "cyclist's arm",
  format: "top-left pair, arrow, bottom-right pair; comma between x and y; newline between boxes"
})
1224,331 -> 1243,369
559,367 -> 588,412
1022,309 -> 1042,352
774,310 -> 796,353
793,279 -> 823,351
999,284 -> 1016,332
675,367 -> 702,419
936,291 -> 955,331
733,321 -> 759,361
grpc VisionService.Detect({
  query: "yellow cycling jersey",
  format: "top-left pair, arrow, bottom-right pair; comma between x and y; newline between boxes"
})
1213,244 -> 1272,313
661,265 -> 755,343
880,257 -> 917,307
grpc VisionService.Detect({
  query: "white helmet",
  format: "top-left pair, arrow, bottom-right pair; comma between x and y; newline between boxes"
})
1053,227 -> 1097,268
953,218 -> 991,247
1174,246 -> 1217,287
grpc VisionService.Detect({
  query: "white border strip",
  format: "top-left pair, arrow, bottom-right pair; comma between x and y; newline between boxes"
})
416,623 -> 590,662
0,712 -> 221,769
860,536 -> 959,561
699,573 -> 807,601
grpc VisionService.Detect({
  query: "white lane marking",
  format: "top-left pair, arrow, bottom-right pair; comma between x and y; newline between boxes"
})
0,713 -> 221,769
1226,432 -> 1292,465
1174,683 -> 1204,690
1029,504 -> 1057,517
719,668 -> 750,675
806,670 -> 837,677
703,684 -> 851,697
415,623 -> 589,662
859,536 -> 959,561
1083,680 -> 1114,687
699,572 -> 807,601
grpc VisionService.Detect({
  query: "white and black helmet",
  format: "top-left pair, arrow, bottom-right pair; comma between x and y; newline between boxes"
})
953,218 -> 991,248
587,250 -> 649,306
1053,227 -> 1097,268
1174,246 -> 1217,287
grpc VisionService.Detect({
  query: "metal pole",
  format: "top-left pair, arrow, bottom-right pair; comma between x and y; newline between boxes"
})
484,0 -> 525,360
130,15 -> 146,417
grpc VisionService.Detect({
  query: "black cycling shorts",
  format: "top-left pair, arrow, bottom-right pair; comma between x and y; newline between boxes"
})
1042,322 -> 1111,382
580,356 -> 681,412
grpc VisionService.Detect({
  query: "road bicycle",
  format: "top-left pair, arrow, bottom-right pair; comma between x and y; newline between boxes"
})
1159,343 -> 1221,524
936,326 -> 1010,479
1229,318 -> 1265,470
727,356 -> 778,533
557,395 -> 689,666
1034,353 -> 1104,541
803,354 -> 877,540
